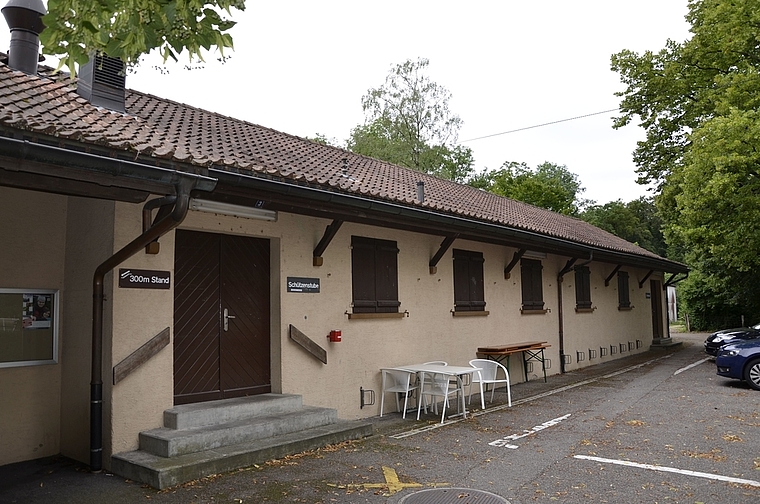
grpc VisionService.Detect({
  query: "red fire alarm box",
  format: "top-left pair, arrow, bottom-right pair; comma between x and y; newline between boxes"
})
328,330 -> 342,342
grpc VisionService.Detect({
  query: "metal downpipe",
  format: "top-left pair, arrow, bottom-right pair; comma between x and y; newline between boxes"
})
90,179 -> 193,471
558,276 -> 565,374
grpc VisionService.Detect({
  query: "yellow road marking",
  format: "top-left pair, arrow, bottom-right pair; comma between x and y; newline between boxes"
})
362,466 -> 422,494
327,466 -> 449,496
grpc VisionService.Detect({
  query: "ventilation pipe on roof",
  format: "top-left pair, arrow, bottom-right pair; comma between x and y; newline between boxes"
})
416,181 -> 425,203
1,0 -> 46,75
77,53 -> 126,112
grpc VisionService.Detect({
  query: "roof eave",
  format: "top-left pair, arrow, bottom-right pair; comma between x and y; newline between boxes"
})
209,168 -> 689,274
0,131 -> 687,275
0,135 -> 217,200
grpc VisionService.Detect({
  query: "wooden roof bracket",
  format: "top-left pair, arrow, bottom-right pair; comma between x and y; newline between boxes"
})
429,234 -> 459,274
575,251 -> 594,268
558,257 -> 578,280
605,265 -> 622,286
638,269 -> 654,288
664,272 -> 689,288
142,196 -> 176,254
559,251 -> 594,280
313,219 -> 343,266
504,248 -> 526,279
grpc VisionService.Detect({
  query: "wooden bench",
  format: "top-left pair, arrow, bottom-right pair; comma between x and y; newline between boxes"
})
476,341 -> 551,383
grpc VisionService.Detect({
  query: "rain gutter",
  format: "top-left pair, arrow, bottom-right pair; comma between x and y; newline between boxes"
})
0,135 -> 217,194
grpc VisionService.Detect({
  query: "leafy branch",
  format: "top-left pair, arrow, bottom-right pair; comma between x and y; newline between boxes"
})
40,0 -> 246,73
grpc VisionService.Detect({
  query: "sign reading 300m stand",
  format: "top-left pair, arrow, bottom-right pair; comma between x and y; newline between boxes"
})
118,269 -> 171,289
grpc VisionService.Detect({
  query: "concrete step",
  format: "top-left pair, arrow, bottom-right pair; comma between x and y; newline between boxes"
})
112,420 -> 373,490
163,393 -> 303,430
140,405 -> 338,458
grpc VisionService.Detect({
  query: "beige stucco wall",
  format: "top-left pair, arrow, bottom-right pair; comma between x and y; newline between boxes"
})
0,187 -> 65,465
60,196 -> 116,465
105,201 -> 178,466
1,193 -> 675,467
561,263 -> 665,372
271,216 -> 665,418
157,210 -> 670,422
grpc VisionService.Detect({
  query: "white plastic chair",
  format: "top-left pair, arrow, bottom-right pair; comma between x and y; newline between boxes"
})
419,361 -> 447,414
416,371 -> 464,423
380,368 -> 419,419
469,358 -> 511,409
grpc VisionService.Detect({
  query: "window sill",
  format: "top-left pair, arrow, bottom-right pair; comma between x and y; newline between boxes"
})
452,310 -> 489,317
618,306 -> 633,311
575,307 -> 595,313
347,312 -> 405,320
521,308 -> 548,315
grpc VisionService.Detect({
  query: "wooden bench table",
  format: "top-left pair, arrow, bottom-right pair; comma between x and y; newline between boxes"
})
476,341 -> 551,383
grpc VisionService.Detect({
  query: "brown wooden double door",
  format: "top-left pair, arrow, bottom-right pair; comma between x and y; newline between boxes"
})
173,230 -> 271,405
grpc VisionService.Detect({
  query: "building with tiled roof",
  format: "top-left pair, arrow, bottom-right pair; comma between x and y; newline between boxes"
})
0,9 -> 686,488
0,62 -> 682,270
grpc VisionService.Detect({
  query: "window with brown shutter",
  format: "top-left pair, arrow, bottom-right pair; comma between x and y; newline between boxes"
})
618,271 -> 631,309
521,258 -> 544,311
453,249 -> 486,312
351,236 -> 400,313
575,265 -> 592,309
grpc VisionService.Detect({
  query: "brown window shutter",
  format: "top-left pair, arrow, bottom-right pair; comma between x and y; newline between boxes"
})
618,271 -> 630,308
352,237 -> 377,313
521,259 -> 544,310
575,266 -> 592,309
351,236 -> 399,313
453,249 -> 486,311
375,240 -> 400,312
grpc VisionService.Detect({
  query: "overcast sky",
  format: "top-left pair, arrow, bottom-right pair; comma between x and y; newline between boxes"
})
3,1 -> 691,204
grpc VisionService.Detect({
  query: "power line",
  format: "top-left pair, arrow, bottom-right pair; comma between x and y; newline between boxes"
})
459,108 -> 620,143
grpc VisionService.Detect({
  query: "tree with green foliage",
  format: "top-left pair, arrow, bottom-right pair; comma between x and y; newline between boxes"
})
348,58 -> 474,182
470,161 -> 588,216
41,0 -> 245,73
580,197 -> 666,256
348,118 -> 409,167
308,133 -> 341,147
611,0 -> 760,329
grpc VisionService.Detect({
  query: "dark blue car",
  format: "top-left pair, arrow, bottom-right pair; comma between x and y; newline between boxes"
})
704,323 -> 760,356
716,339 -> 760,390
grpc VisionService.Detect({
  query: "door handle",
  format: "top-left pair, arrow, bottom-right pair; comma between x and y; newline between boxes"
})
223,308 -> 236,332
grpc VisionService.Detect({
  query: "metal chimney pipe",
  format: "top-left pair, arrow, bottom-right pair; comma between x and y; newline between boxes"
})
2,0 -> 46,75
416,181 -> 425,203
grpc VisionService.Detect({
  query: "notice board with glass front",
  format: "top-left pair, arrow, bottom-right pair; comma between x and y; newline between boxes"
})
0,289 -> 59,368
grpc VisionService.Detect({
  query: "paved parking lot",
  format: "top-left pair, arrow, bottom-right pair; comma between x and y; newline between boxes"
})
2,332 -> 759,504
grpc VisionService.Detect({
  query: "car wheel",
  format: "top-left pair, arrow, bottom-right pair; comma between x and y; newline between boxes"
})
743,358 -> 760,391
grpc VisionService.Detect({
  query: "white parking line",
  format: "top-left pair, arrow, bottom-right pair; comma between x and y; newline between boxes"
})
489,414 -> 571,449
673,357 -> 711,375
574,455 -> 760,488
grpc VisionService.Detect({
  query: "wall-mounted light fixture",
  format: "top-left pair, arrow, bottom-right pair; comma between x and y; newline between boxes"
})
523,250 -> 547,259
189,199 -> 277,221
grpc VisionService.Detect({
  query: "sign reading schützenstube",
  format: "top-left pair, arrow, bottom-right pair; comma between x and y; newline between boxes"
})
287,277 -> 320,293
118,268 -> 171,289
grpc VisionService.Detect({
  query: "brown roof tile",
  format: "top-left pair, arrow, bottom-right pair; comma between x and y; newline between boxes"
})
0,63 -> 667,262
